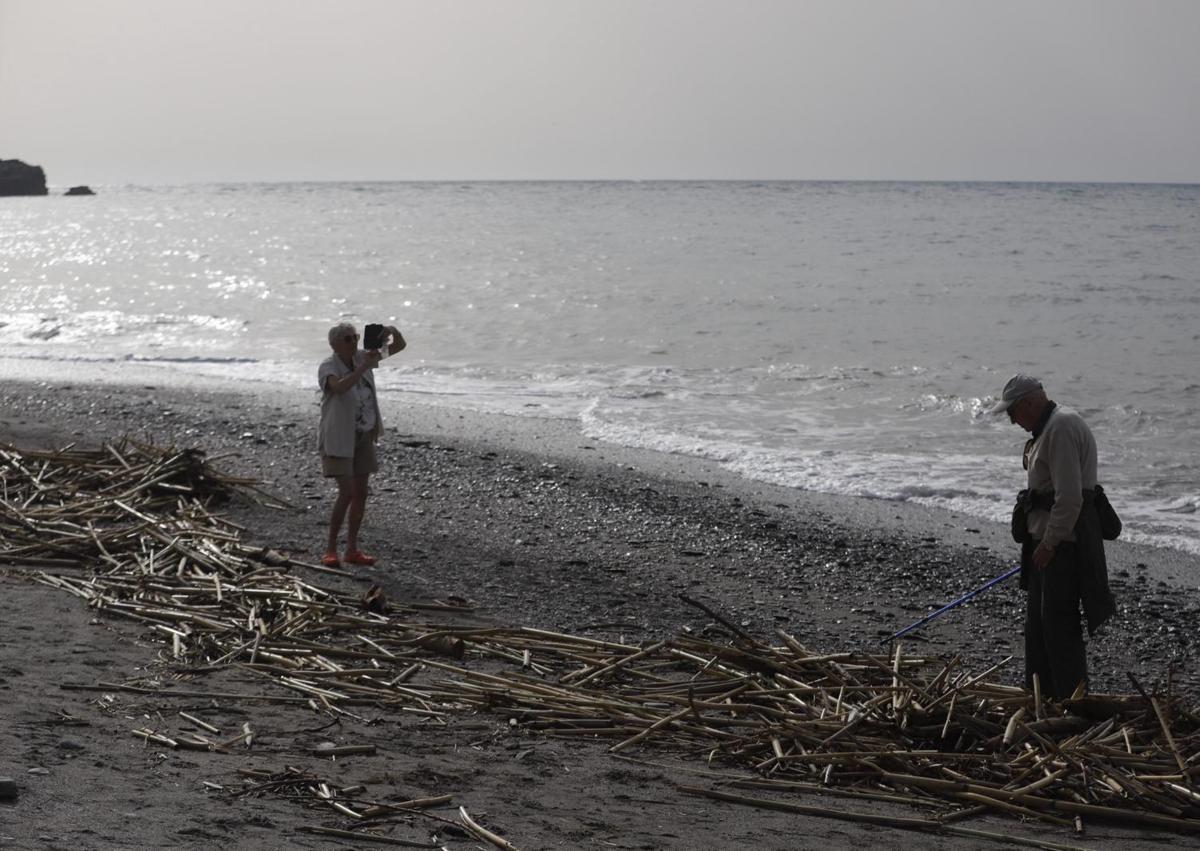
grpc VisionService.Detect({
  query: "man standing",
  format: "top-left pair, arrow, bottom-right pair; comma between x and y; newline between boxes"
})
991,374 -> 1115,700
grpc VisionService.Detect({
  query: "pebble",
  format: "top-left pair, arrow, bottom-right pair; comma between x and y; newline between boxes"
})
27,767 -> 49,776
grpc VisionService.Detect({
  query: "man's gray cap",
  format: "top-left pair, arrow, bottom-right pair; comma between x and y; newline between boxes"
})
989,373 -> 1043,414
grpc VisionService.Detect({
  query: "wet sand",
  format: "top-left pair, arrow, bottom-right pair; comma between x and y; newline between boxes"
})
1,373 -> 1197,849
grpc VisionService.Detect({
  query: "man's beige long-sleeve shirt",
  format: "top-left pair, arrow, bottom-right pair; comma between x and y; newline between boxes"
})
1025,404 -> 1098,548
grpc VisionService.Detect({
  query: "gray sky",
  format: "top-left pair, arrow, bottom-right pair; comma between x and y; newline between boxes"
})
2,0 -> 1197,184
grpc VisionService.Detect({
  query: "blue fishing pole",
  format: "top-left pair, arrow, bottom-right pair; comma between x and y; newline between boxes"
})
884,563 -> 1021,644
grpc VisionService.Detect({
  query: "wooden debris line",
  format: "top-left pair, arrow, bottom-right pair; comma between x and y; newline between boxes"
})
3,440 -> 1199,838
239,765 -> 518,849
679,785 -> 1094,851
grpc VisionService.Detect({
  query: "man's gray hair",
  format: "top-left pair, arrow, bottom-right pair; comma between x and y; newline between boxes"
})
328,322 -> 357,346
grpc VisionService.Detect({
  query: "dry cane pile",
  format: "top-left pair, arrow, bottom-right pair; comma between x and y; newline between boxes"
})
2,441 -> 1199,850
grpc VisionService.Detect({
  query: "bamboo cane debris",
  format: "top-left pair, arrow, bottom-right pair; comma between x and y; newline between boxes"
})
459,806 -> 522,851
5,440 -> 1200,837
313,743 -> 377,757
295,826 -> 437,847
235,766 -> 459,847
680,785 -> 1094,851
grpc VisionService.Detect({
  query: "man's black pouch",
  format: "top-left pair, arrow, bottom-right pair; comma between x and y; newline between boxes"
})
1093,484 -> 1122,541
1011,489 -> 1033,544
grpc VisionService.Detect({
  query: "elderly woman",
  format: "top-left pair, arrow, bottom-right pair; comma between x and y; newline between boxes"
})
318,322 -> 406,567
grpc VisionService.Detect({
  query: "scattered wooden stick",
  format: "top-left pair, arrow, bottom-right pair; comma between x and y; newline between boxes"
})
459,806 -> 522,851
295,825 -> 437,847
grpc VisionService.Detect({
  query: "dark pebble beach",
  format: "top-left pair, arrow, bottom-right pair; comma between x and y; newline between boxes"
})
2,374 -> 1197,849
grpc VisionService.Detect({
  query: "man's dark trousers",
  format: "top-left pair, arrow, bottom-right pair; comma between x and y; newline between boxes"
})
1024,541 -> 1088,700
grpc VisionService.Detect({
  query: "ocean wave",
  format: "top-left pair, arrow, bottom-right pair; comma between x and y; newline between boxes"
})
580,400 -> 1008,504
0,310 -> 245,348
578,402 -> 1200,556
0,349 -> 259,366
910,393 -> 990,417
124,355 -> 260,365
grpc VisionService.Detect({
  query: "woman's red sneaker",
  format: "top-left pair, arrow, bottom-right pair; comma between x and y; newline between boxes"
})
343,550 -> 377,566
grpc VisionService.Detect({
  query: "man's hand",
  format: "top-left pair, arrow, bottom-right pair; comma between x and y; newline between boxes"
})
1033,542 -> 1056,570
363,349 -> 382,368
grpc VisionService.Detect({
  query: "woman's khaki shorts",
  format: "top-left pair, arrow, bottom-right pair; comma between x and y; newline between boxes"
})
322,432 -> 379,478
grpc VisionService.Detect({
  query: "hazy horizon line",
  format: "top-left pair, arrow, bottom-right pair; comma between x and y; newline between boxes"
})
31,176 -> 1200,189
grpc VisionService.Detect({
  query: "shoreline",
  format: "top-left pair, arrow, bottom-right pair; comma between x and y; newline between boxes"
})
4,354 -> 1197,582
3,373 -> 1199,849
3,372 -> 1196,679
4,353 -> 1198,566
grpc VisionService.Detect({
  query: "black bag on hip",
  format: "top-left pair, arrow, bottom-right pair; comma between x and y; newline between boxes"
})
1093,484 -> 1122,541
1011,489 -> 1032,544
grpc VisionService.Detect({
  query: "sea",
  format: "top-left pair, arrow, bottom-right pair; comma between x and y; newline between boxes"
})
2,181 -> 1198,555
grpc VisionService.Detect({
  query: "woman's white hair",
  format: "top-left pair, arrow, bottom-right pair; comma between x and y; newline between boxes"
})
328,322 -> 357,346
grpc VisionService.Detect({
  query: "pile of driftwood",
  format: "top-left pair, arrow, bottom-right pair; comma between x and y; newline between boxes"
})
0,439 -> 282,568
3,441 -> 1199,846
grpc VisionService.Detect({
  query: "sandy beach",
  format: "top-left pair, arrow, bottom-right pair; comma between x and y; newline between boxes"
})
2,372 -> 1198,850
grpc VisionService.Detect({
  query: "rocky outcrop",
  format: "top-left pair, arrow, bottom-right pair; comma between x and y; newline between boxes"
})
0,159 -> 49,196
65,185 -> 95,196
